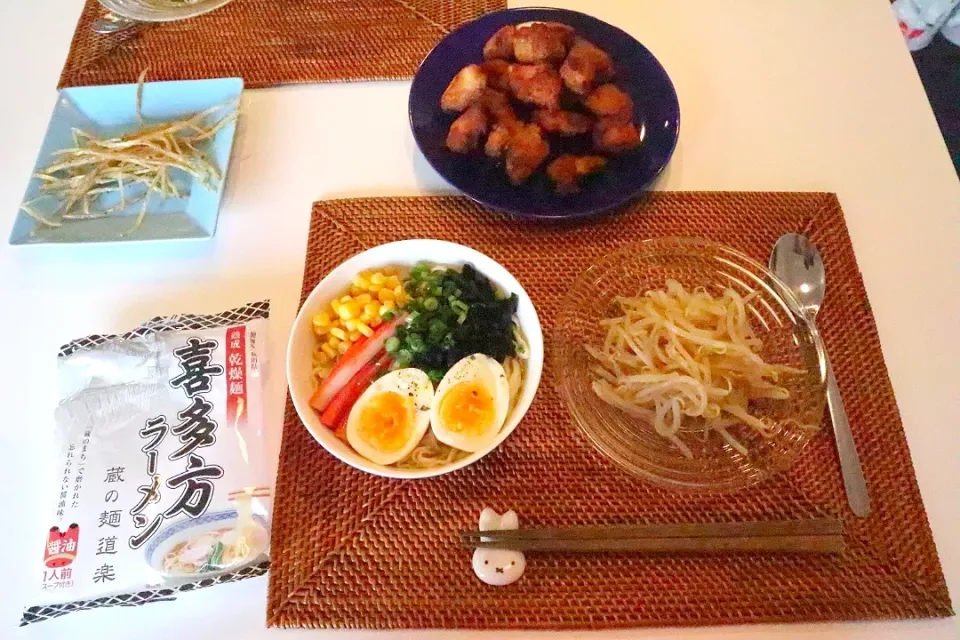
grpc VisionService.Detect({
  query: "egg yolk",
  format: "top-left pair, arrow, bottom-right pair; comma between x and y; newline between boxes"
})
357,391 -> 414,453
438,381 -> 496,435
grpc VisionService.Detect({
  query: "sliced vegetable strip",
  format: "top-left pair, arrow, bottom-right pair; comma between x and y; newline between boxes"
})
320,351 -> 393,429
309,315 -> 403,412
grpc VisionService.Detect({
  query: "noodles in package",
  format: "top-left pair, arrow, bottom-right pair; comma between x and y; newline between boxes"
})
21,302 -> 272,626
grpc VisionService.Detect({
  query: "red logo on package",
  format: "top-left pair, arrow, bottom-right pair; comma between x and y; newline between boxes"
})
226,326 -> 247,428
899,21 -> 925,39
44,524 -> 79,568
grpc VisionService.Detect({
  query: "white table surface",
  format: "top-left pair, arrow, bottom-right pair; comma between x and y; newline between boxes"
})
1,0 -> 958,638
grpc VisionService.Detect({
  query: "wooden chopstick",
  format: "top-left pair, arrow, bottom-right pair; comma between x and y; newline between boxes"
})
460,519 -> 844,554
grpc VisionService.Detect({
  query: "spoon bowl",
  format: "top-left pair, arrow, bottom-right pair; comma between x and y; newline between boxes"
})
769,233 -> 827,317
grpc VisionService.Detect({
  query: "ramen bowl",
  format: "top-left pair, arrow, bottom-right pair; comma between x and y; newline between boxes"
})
144,508 -> 269,578
553,238 -> 827,491
287,240 -> 544,479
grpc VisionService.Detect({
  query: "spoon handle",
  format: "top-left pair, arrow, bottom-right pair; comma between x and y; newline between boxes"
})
823,352 -> 871,517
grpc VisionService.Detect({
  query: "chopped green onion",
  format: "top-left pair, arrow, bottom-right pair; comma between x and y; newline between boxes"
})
427,369 -> 445,383
406,332 -> 425,353
384,336 -> 400,353
423,297 -> 439,311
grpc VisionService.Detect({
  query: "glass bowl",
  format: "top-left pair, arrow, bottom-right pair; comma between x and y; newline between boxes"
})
553,238 -> 827,491
99,0 -> 235,22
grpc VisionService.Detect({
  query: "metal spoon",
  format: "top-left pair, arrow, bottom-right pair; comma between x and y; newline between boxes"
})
91,12 -> 139,35
770,233 -> 871,518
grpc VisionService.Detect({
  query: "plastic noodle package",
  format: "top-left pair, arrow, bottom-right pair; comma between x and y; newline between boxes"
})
21,301 -> 272,626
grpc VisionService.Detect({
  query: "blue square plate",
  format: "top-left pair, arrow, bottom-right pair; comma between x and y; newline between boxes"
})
409,8 -> 680,219
9,77 -> 243,246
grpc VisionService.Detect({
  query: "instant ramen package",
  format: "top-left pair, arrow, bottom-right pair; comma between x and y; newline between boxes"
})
22,301 -> 272,626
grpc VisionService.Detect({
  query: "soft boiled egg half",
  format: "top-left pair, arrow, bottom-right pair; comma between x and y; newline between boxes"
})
431,354 -> 510,452
346,369 -> 434,466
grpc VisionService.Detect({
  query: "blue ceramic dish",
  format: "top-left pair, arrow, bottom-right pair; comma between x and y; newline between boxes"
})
10,77 -> 242,246
409,8 -> 680,219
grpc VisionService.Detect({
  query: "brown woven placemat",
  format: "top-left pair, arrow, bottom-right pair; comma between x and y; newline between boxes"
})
267,193 -> 952,629
59,0 -> 504,89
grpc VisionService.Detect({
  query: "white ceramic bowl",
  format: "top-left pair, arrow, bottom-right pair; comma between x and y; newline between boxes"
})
287,239 -> 544,479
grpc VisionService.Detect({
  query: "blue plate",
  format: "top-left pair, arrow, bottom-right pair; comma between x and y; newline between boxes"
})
409,8 -> 680,219
9,78 -> 242,246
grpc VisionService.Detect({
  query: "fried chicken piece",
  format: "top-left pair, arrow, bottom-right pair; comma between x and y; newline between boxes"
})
546,154 -> 608,194
533,109 -> 594,136
512,22 -> 575,64
593,118 -> 642,154
478,88 -> 520,125
483,25 -> 516,60
505,124 -> 550,184
560,37 -> 615,95
446,105 -> 490,153
485,123 -> 513,159
480,59 -> 511,92
505,64 -> 562,109
440,64 -> 488,113
585,83 -> 633,122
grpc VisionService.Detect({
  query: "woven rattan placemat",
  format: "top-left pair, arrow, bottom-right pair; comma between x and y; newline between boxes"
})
267,193 -> 951,629
59,0 -> 504,89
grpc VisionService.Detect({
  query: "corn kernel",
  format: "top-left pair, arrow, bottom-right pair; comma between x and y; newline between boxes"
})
330,299 -> 341,313
314,310 -> 331,326
313,324 -> 329,336
340,295 -> 352,303
328,336 -> 341,348
357,322 -> 374,337
370,272 -> 386,286
348,331 -> 362,342
344,319 -> 357,332
317,350 -> 332,364
330,327 -> 347,341
386,275 -> 401,289
350,285 -> 364,296
353,275 -> 370,290
337,342 -> 350,355
363,302 -> 379,316
393,285 -> 404,298
377,288 -> 394,303
336,306 -> 351,321
321,343 -> 337,358
356,293 -> 373,304
369,315 -> 383,328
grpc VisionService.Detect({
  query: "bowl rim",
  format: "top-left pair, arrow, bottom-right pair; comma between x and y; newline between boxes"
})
286,239 -> 544,479
407,6 -> 681,219
552,236 -> 828,491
